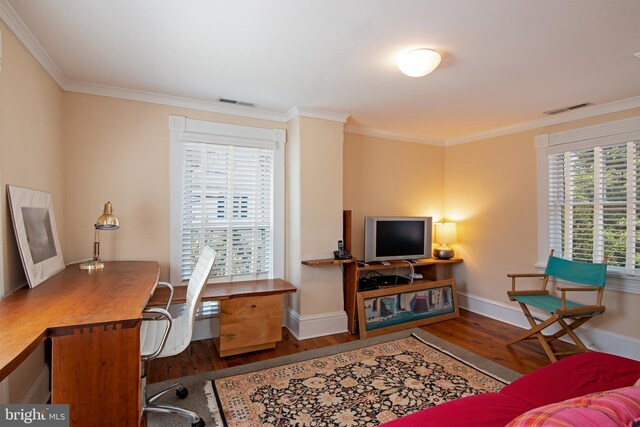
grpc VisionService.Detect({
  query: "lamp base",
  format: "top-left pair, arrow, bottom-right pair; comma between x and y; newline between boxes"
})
433,246 -> 454,260
79,261 -> 104,270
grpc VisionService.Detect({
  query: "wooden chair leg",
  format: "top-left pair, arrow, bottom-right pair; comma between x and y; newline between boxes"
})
507,304 -> 556,344
546,317 -> 589,343
508,304 -> 558,362
557,317 -> 589,352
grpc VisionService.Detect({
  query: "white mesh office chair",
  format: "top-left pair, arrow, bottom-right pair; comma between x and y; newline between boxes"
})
140,246 -> 216,427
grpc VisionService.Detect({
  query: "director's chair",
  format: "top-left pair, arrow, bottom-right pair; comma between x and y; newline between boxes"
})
506,250 -> 607,362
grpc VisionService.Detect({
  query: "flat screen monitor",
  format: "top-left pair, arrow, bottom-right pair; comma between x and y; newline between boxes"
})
364,216 -> 432,262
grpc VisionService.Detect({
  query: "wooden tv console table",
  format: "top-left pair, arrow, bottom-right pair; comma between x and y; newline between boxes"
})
302,210 -> 463,335
0,261 -> 160,427
303,257 -> 462,334
147,278 -> 296,357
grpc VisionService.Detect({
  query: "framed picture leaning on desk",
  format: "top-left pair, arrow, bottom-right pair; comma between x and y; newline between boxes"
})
7,185 -> 65,288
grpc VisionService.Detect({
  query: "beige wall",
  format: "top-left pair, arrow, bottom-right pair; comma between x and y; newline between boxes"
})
62,93 -> 285,281
0,20 -> 64,403
287,116 -> 345,317
445,108 -> 640,341
343,132 -> 445,259
0,21 -> 65,295
64,96 -> 348,321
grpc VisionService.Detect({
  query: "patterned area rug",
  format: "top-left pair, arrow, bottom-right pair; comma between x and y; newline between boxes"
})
209,334 -> 509,426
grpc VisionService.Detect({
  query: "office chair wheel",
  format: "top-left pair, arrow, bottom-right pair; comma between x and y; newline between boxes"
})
176,386 -> 189,399
192,420 -> 205,427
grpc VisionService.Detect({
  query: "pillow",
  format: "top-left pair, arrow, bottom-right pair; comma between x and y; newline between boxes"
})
506,386 -> 640,427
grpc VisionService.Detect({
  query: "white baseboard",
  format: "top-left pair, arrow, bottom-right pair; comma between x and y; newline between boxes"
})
285,308 -> 348,340
458,292 -> 640,361
20,365 -> 49,404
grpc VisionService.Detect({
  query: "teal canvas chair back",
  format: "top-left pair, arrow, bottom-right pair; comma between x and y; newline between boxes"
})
545,255 -> 607,287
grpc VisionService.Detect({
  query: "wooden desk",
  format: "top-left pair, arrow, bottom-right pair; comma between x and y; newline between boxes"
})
147,278 -> 296,357
147,278 -> 296,305
0,261 -> 159,427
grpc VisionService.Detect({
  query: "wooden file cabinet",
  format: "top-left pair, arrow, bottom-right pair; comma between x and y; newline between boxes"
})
147,278 -> 296,358
215,294 -> 283,357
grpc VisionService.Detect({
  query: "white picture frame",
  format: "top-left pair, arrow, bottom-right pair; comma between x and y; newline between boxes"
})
7,185 -> 65,288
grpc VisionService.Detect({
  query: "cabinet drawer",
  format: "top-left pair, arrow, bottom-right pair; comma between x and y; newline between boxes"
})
216,294 -> 282,356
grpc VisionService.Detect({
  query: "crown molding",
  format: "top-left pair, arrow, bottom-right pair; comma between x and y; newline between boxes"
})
0,0 -> 66,87
3,0 -> 639,145
0,2 -> 340,127
344,124 -> 445,146
445,95 -> 640,146
64,80 -> 290,123
285,107 -> 349,123
0,0 -> 290,124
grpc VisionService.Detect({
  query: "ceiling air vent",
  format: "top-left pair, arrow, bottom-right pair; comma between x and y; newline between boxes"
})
218,97 -> 256,108
543,102 -> 593,115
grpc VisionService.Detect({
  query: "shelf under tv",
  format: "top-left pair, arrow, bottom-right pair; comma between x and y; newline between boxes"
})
358,258 -> 463,272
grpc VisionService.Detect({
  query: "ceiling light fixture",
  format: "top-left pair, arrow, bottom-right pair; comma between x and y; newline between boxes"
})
397,48 -> 441,77
634,51 -> 640,59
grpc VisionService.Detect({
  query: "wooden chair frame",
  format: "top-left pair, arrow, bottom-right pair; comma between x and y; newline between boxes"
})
506,250 -> 607,362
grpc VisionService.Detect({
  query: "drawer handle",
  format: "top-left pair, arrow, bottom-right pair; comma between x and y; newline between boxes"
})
251,304 -> 257,308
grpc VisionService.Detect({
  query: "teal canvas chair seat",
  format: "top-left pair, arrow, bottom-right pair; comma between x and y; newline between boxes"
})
507,250 -> 607,362
511,294 -> 587,313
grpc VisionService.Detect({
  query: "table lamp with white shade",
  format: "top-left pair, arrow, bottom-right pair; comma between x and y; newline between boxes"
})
433,222 -> 457,260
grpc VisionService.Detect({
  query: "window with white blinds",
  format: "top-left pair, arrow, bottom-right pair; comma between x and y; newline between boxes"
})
180,142 -> 274,281
537,117 -> 640,293
169,116 -> 285,292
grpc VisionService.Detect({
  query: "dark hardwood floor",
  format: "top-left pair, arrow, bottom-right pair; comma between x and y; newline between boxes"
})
148,308 -> 576,384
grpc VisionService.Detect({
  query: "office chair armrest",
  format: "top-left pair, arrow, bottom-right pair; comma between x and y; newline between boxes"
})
507,273 -> 548,292
154,281 -> 174,312
141,307 -> 172,361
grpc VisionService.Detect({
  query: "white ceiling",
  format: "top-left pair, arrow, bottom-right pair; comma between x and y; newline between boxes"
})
3,0 -> 640,143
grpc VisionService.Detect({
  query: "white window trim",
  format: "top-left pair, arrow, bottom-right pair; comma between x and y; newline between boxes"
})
536,116 -> 640,294
168,115 -> 286,284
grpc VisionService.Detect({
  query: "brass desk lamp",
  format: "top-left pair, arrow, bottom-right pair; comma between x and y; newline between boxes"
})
79,201 -> 119,270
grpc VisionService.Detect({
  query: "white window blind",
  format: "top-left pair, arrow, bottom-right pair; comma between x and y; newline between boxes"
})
548,141 -> 639,268
169,116 -> 285,318
180,141 -> 274,282
537,117 -> 640,293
